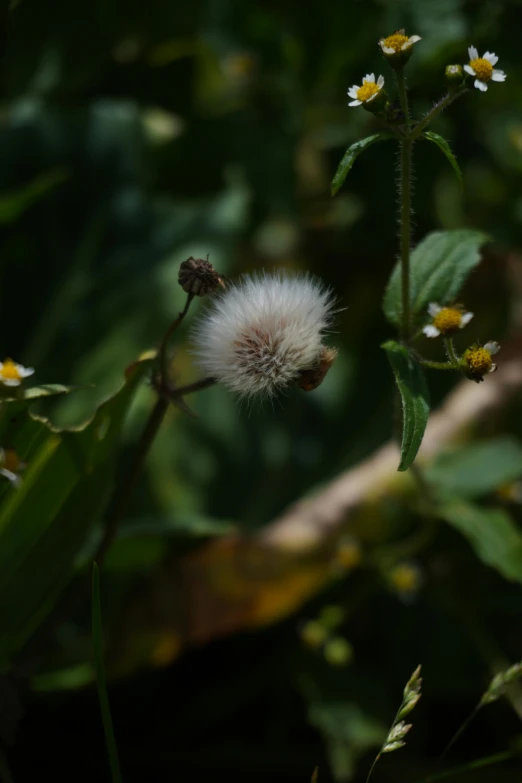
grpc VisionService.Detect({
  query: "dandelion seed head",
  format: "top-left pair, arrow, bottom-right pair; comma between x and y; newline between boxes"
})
192,272 -> 335,398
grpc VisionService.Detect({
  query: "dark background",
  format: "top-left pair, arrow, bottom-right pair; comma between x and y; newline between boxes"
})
2,0 -> 522,781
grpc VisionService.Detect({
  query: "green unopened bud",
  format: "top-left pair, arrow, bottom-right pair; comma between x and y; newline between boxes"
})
445,64 -> 464,88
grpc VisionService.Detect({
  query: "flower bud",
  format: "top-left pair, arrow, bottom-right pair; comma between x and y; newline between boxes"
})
379,30 -> 421,69
445,64 -> 464,88
178,257 -> 225,297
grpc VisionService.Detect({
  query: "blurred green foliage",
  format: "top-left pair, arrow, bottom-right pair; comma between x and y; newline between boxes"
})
2,0 -> 522,781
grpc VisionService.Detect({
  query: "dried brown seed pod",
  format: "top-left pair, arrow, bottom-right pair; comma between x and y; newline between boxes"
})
178,257 -> 225,297
296,346 -> 338,392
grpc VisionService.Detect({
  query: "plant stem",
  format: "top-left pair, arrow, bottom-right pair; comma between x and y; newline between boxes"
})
444,337 -> 460,369
92,563 -> 123,783
414,749 -> 518,783
159,293 -> 194,388
165,376 -> 217,398
420,359 -> 457,371
395,70 -> 413,341
411,88 -> 468,140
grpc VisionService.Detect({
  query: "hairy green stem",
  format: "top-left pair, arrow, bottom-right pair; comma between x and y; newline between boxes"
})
421,359 -> 457,371
444,337 -> 461,369
411,88 -> 468,139
395,70 -> 413,341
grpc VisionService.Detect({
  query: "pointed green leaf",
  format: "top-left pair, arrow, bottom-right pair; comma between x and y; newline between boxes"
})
331,133 -> 394,196
0,354 -> 155,666
383,230 -> 489,327
422,131 -> 463,186
383,341 -> 430,471
440,502 -> 522,582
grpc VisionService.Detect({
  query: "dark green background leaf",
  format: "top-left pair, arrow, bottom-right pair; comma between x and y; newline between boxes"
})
382,341 -> 430,471
440,502 -> 522,583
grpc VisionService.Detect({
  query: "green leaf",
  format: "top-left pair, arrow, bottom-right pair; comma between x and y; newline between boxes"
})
427,437 -> 522,500
92,563 -> 123,783
331,133 -> 394,196
0,354 -> 155,666
422,131 -> 463,186
440,502 -> 522,583
382,341 -> 430,471
383,230 -> 489,327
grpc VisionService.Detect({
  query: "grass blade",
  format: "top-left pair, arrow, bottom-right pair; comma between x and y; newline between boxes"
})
92,562 -> 123,783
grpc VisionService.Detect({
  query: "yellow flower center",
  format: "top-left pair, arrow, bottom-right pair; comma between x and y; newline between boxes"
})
383,33 -> 409,52
465,347 -> 493,375
1,449 -> 22,473
432,307 -> 463,334
470,57 -> 493,82
357,81 -> 379,102
0,359 -> 22,382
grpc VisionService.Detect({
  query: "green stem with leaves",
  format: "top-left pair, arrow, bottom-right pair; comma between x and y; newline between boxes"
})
411,88 -> 468,140
395,70 -> 413,341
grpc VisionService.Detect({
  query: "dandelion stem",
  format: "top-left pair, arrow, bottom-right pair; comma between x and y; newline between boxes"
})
159,292 -> 195,389
411,88 -> 468,140
395,69 -> 413,341
163,376 -> 217,399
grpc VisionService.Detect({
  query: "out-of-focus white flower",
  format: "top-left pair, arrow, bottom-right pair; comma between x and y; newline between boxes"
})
423,303 -> 473,338
348,74 -> 385,107
464,47 -> 506,92
192,272 -> 335,398
0,358 -> 34,387
0,448 -> 25,487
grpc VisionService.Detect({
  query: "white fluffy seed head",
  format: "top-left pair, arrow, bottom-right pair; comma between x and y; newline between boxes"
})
192,271 -> 335,398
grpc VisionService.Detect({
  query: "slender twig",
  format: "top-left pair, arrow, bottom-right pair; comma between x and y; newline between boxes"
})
414,749 -> 518,783
411,88 -> 468,140
440,707 -> 479,761
164,376 -> 217,399
395,69 -> 413,341
159,293 -> 194,389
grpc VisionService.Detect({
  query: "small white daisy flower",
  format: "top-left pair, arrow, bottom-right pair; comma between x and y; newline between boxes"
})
423,303 -> 474,338
463,341 -> 500,382
347,73 -> 385,107
192,272 -> 335,398
0,358 -> 34,387
464,46 -> 506,92
0,448 -> 25,487
379,31 -> 421,56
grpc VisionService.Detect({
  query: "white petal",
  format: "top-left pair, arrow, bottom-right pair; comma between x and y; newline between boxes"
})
483,51 -> 498,65
348,99 -> 362,106
364,73 -> 375,83
488,363 -> 497,373
381,45 -> 395,54
427,302 -> 441,316
1,378 -> 21,387
460,312 -> 474,327
408,35 -> 421,44
484,341 -> 500,355
366,91 -> 379,103
0,467 -> 21,486
347,87 -> 359,98
464,64 -> 475,75
468,46 -> 479,60
377,74 -> 384,87
475,79 -> 488,91
17,365 -> 34,378
423,325 -> 440,338
491,70 -> 506,82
